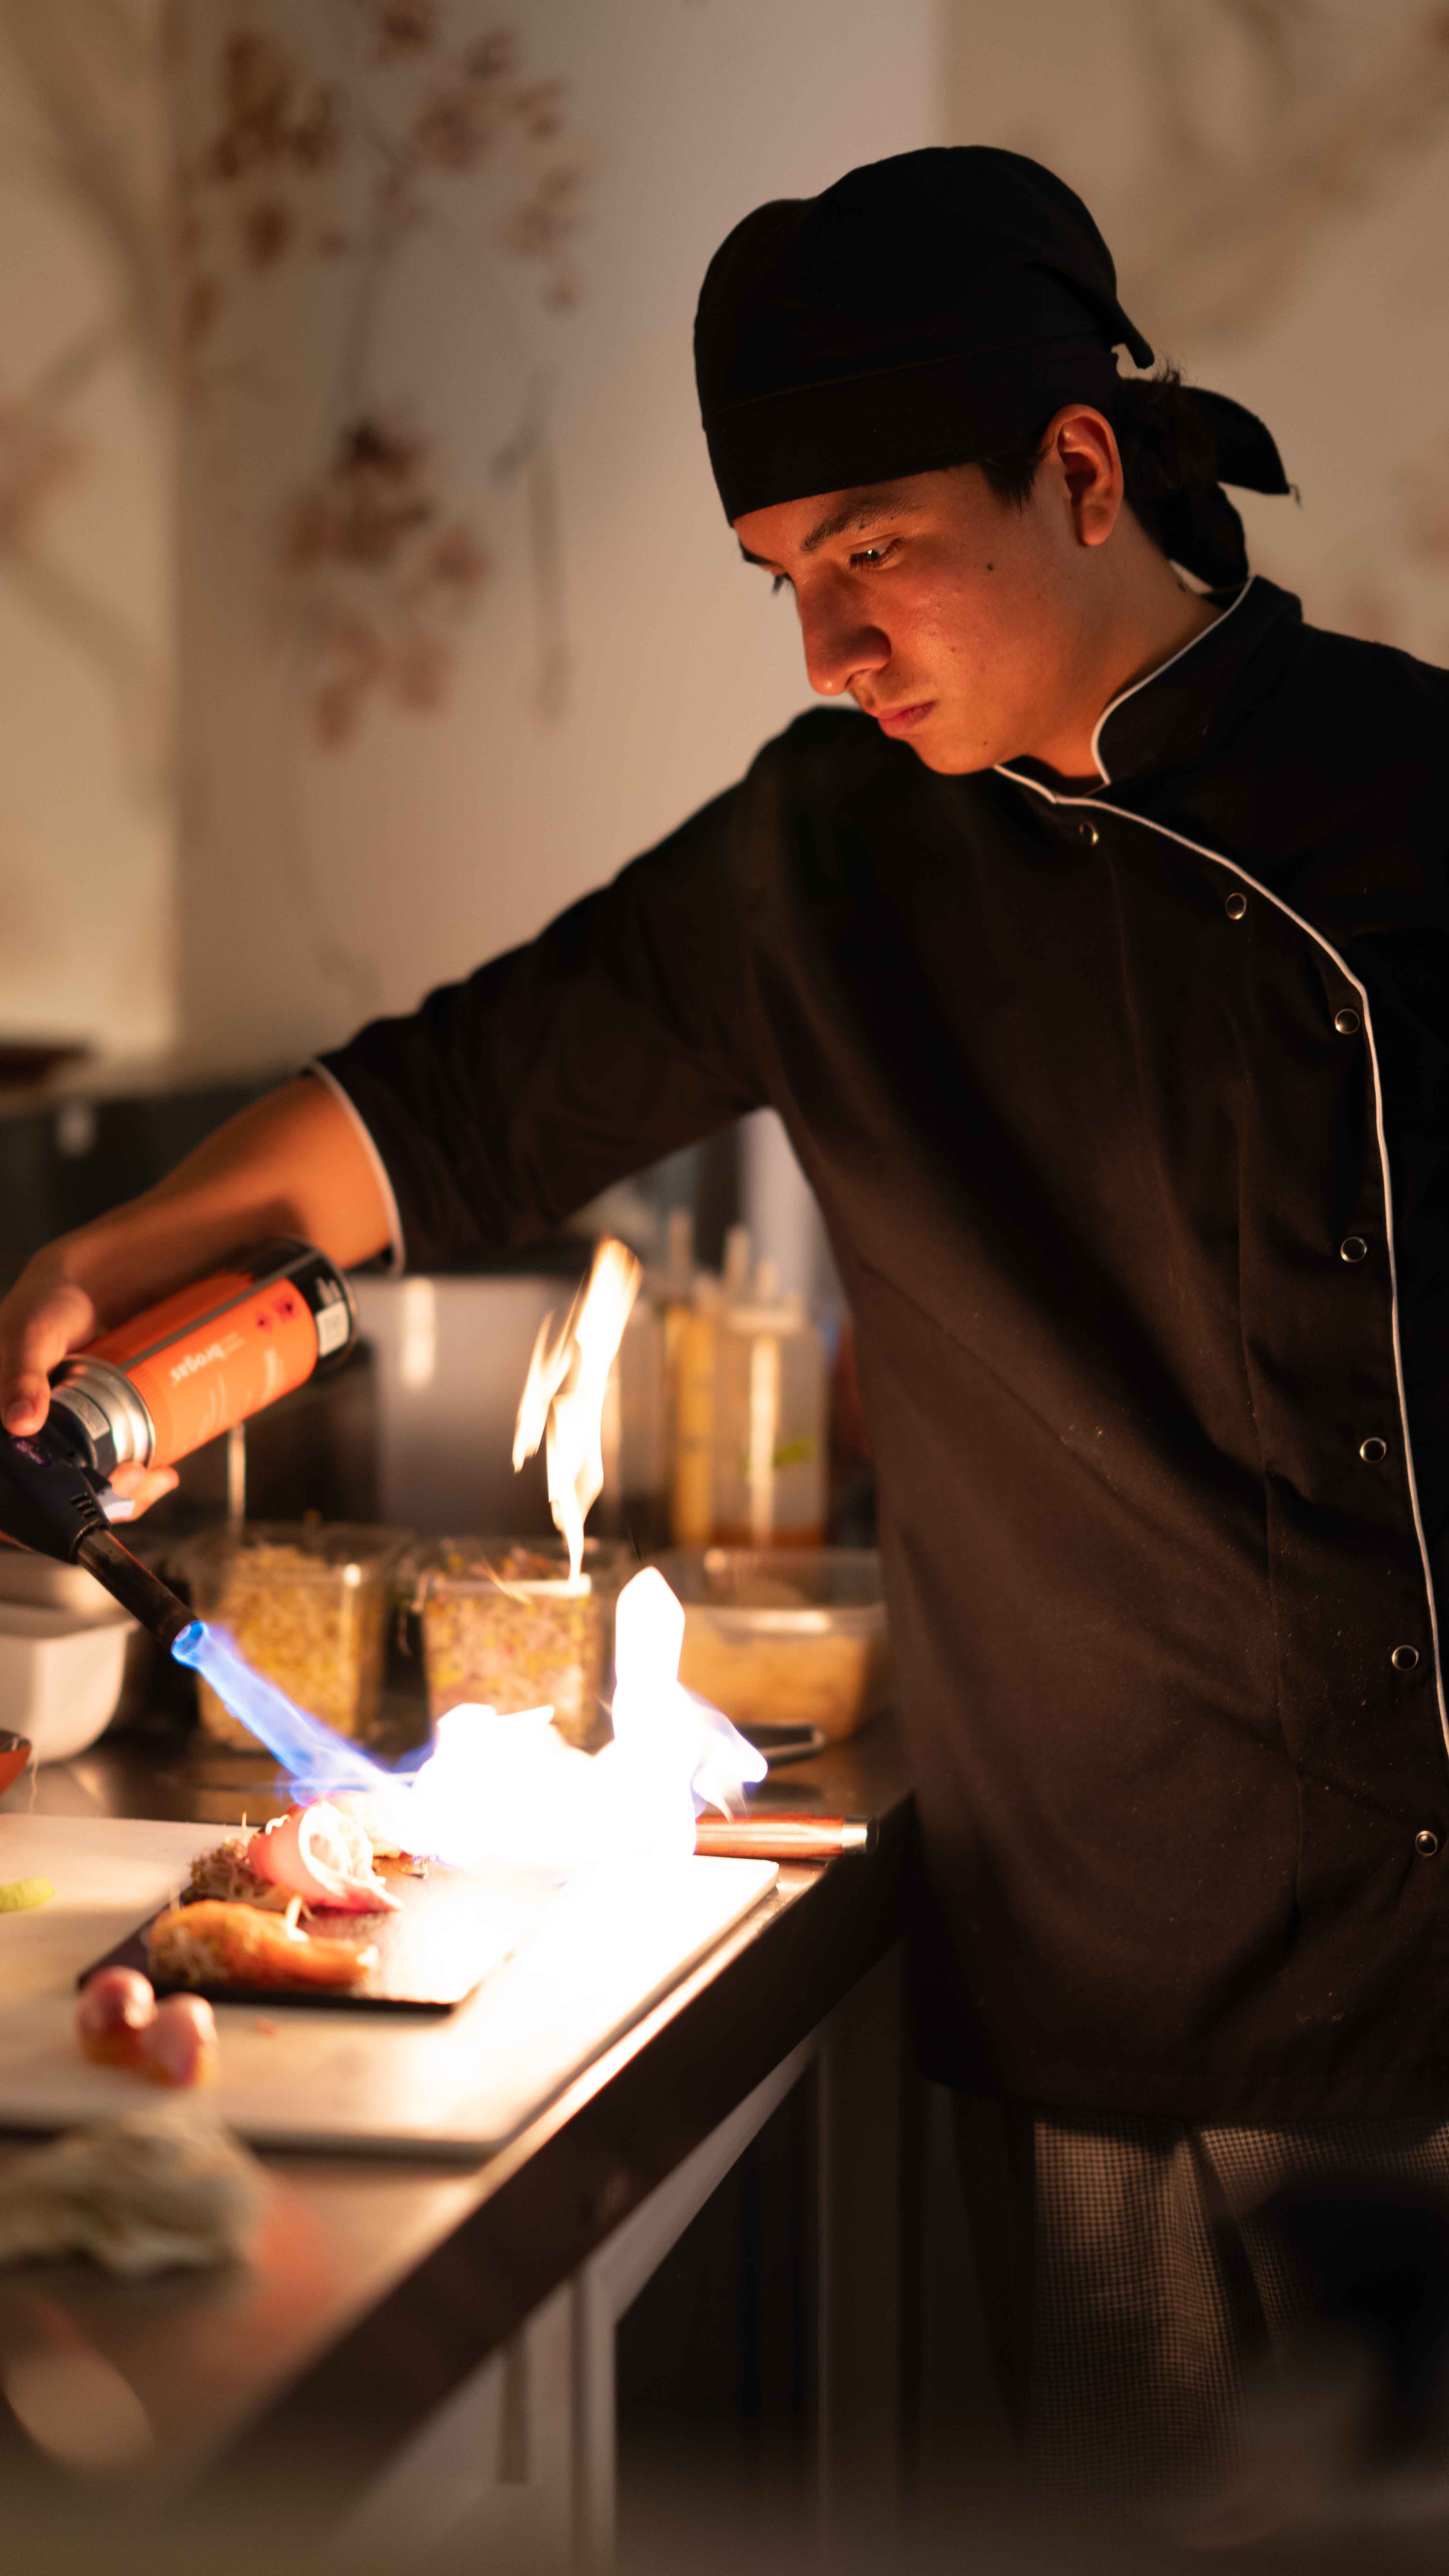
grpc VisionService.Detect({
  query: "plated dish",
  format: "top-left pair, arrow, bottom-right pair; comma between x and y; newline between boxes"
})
77,1798 -> 510,2015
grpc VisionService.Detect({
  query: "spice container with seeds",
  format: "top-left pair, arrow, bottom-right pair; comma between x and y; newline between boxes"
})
180,1524 -> 402,1752
414,1536 -> 634,1749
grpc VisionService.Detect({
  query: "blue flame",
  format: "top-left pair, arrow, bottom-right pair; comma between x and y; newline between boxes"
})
171,1599 -> 761,1841
171,1619 -> 391,1795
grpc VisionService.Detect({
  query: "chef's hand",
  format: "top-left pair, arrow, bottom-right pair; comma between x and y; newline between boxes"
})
0,1254 -> 180,1515
0,1074 -> 390,1523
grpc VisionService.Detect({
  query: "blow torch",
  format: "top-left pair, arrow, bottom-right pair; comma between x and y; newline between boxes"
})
0,1238 -> 355,1648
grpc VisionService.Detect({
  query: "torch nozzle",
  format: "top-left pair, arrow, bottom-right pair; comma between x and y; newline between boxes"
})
74,1528 -> 195,1653
0,1425 -> 194,1651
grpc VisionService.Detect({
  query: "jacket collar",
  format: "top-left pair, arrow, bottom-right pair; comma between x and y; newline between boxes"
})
996,574 -> 1303,801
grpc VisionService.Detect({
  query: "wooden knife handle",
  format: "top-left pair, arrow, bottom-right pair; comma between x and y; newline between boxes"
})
692,1815 -> 875,1860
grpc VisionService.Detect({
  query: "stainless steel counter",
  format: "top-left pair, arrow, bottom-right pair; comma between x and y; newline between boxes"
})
0,1710 -> 914,2551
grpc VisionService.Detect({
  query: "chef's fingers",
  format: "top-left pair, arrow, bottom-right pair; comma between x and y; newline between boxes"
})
105,1462 -> 180,1518
0,1270 -> 100,1436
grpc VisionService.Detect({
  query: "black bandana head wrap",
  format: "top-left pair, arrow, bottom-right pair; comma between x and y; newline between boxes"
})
695,146 -> 1290,587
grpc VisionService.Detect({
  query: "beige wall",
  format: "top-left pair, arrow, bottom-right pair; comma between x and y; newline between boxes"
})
0,2 -> 173,1061
944,0 -> 1449,656
172,0 -> 938,1071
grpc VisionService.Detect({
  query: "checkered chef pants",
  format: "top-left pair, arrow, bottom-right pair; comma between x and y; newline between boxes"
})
954,2094 -> 1449,2502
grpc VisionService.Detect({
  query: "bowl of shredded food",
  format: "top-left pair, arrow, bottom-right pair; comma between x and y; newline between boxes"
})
652,1548 -> 889,1742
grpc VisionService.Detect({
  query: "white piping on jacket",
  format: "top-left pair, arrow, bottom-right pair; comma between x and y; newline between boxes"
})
1089,576 -> 1258,785
994,764 -> 1449,1761
306,1058 -> 406,1275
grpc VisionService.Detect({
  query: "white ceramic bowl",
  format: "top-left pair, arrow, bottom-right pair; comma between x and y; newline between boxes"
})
0,1553 -> 121,1617
0,1604 -> 133,1763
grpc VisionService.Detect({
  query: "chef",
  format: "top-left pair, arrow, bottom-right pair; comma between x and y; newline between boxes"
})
4,148 -> 1448,2495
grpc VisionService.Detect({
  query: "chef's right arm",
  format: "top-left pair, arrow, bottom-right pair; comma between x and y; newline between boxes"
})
0,1075 -> 392,1507
0,770 -> 761,1510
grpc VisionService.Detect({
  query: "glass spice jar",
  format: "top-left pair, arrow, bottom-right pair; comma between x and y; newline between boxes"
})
179,1523 -> 404,1753
413,1535 -> 634,1750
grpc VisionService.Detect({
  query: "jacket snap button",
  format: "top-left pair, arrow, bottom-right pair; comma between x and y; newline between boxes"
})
1416,1830 -> 1440,1858
1078,819 -> 1099,846
1393,1645 -> 1421,1673
1224,891 -> 1248,920
1334,1007 -> 1361,1035
1340,1236 -> 1368,1263
1359,1437 -> 1388,1463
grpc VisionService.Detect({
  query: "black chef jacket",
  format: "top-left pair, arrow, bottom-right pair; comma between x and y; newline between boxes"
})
319,574 -> 1449,2120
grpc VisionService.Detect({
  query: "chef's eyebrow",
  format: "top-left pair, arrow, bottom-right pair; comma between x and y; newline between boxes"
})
800,489 -> 911,553
737,486 -> 916,571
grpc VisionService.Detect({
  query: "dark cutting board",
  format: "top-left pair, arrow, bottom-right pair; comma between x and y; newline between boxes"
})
76,1861 -> 516,2015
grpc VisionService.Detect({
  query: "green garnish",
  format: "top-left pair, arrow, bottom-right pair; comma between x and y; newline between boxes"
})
0,1877 -> 54,1912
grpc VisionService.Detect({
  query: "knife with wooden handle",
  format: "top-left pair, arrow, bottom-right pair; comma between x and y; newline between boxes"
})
692,1814 -> 875,1860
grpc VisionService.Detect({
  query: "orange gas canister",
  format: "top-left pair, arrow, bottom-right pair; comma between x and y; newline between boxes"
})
47,1239 -> 355,1477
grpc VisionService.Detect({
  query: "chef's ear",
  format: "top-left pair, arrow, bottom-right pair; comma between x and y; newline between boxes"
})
1041,406 -> 1123,550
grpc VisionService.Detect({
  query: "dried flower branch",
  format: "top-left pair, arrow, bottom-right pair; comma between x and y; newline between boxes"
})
174,0 -> 591,742
375,0 -> 441,61
279,414 -> 489,744
0,392 -> 83,551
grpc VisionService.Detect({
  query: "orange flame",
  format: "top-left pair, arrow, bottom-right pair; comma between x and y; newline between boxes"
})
513,1237 -> 641,1578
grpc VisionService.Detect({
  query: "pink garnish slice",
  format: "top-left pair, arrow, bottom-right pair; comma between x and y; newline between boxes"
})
76,1966 -> 155,2036
136,1993 -> 218,2088
76,1967 -> 156,2053
243,1802 -> 400,1913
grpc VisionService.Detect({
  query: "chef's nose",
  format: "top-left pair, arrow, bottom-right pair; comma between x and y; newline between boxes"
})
798,588 -> 889,699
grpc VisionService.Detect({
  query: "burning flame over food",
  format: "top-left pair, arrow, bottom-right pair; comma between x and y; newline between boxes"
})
171,1236 -> 765,1877
513,1236 -> 642,1580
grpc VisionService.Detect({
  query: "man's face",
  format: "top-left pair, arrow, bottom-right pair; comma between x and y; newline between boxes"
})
734,424 -> 1118,776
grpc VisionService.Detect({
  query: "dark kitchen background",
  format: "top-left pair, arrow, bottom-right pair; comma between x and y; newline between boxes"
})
3,6 -> 1449,2561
